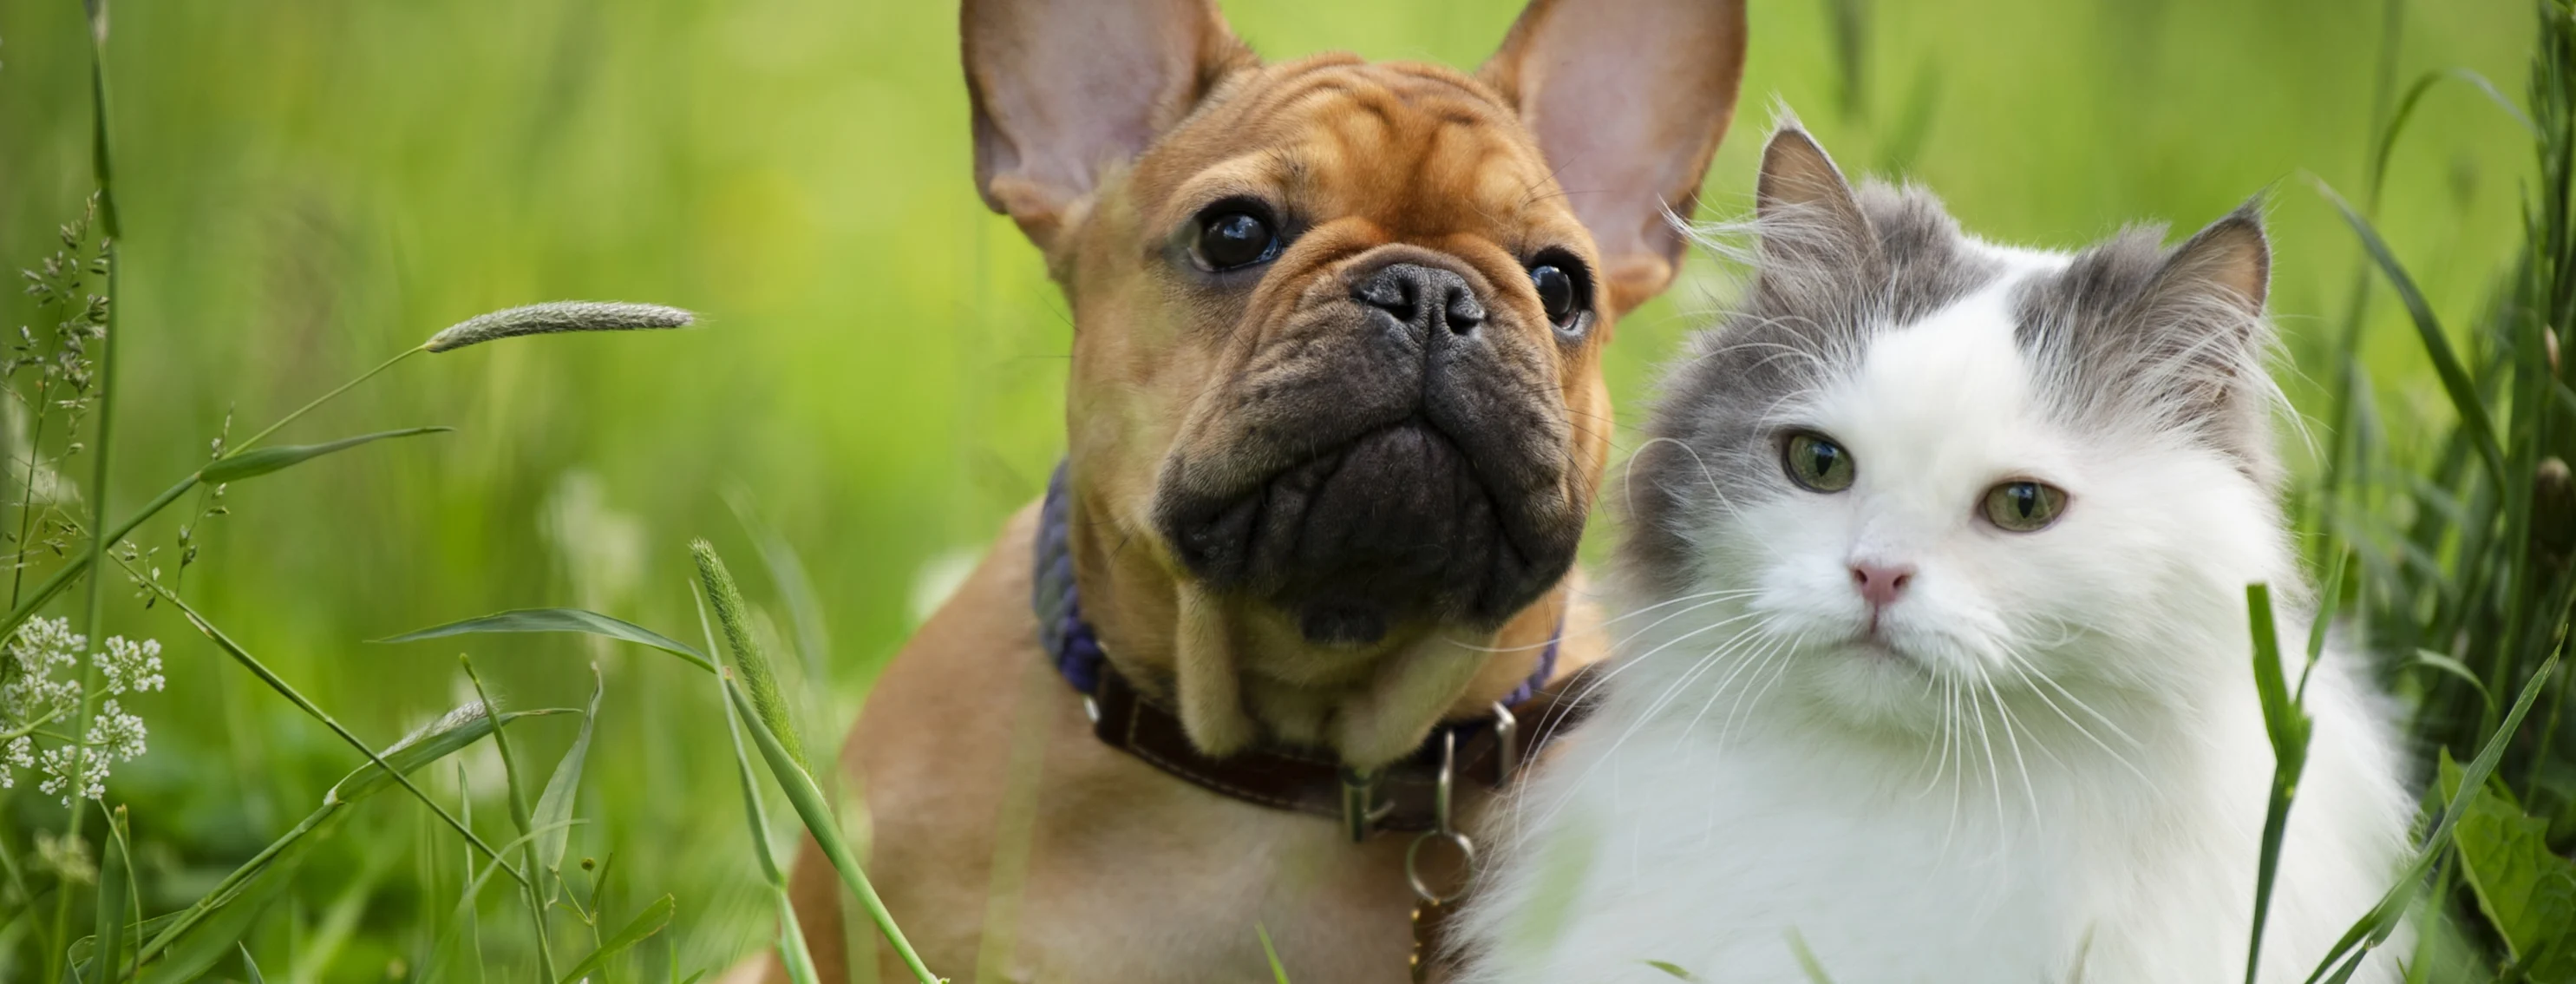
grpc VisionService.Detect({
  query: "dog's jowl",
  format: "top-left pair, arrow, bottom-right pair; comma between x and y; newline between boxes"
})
772,2 -> 1746,981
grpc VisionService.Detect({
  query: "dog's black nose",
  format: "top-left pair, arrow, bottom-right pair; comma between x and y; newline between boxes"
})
1354,263 -> 1484,338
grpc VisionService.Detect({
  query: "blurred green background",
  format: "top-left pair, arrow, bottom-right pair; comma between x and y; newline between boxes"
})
0,0 -> 2544,979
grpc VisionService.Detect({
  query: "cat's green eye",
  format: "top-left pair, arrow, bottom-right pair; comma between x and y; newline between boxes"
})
1983,481 -> 2069,532
1781,431 -> 1855,493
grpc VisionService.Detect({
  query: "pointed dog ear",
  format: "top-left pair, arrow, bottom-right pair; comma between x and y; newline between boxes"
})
963,0 -> 1257,254
1481,0 -> 1748,314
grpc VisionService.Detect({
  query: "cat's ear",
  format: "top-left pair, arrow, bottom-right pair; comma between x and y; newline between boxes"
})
2130,200 -> 2278,479
2148,203 -> 2270,318
1755,123 -> 1877,274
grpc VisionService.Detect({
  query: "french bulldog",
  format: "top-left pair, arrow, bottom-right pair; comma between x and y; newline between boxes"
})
779,1 -> 1745,980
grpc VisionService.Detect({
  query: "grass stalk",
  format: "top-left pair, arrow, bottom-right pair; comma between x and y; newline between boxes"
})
128,574 -> 537,894
47,13 -> 121,981
690,542 -> 940,984
699,590 -> 823,984
461,656 -> 560,983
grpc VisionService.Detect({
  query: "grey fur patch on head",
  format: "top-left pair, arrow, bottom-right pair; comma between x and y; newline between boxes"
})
1621,121 -> 2281,600
2010,201 -> 2282,487
1623,122 -> 2005,596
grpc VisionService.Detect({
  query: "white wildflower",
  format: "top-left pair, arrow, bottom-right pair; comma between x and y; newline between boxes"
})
1,736 -> 29,786
37,745 -> 104,805
8,616 -> 82,676
95,636 -> 163,694
1,673 -> 79,722
1,622 -> 167,797
93,699 -> 146,759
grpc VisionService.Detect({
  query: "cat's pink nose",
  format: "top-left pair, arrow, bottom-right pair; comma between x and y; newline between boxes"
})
1850,561 -> 1914,609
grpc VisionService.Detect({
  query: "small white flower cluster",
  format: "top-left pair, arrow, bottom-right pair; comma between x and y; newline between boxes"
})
0,617 -> 163,805
97,636 -> 163,694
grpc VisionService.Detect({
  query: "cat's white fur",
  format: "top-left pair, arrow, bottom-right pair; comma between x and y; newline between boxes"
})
1452,247 -> 2414,983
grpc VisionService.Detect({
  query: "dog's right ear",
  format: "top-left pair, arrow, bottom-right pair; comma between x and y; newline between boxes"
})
964,0 -> 1255,254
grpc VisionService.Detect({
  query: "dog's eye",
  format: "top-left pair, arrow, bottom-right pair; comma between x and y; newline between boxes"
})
1195,210 -> 1278,271
1982,481 -> 2069,532
1525,250 -> 1592,334
1532,266 -> 1575,320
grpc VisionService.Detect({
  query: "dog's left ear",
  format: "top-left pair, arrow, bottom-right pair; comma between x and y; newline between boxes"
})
1481,0 -> 1748,315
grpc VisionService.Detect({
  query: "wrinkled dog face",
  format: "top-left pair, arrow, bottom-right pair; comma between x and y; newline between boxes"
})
968,0 -> 1743,761
1093,58 -> 1611,646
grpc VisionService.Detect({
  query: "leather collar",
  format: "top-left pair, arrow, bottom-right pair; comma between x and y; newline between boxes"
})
1033,462 -> 1593,839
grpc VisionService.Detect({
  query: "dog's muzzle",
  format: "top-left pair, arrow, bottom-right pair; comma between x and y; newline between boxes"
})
1157,261 -> 1584,646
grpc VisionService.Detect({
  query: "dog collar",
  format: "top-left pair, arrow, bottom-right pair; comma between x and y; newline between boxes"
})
1032,462 -> 1584,840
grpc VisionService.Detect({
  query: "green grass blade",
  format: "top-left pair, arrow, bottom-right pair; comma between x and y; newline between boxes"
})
2246,583 -> 2315,984
703,587 -> 823,983
533,667 -> 604,878
149,585 -> 536,894
376,608 -> 713,672
329,707 -> 572,805
2410,650 -> 2497,717
2372,69 -> 2540,209
2304,654 -> 2564,982
239,944 -> 266,984
95,806 -> 131,984
1786,928 -> 1836,984
2318,180 -> 2510,485
131,705 -> 566,966
726,679 -> 943,984
199,426 -> 453,484
1256,923 -> 1292,984
0,474 -> 195,651
554,894 -> 675,984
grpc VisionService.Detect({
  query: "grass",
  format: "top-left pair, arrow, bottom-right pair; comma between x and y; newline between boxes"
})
0,0 -> 2571,981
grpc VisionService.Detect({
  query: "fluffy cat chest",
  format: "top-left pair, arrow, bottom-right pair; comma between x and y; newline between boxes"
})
1504,736 -> 2160,982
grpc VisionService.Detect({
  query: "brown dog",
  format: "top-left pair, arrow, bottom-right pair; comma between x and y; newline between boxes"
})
780,2 -> 1743,981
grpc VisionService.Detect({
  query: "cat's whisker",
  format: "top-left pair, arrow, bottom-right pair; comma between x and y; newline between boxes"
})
1997,650 -> 2152,784
1521,614 -> 1775,835
1964,675 -> 2010,828
1978,668 -> 2044,826
1665,625 -> 1786,780
1703,622 -> 1796,754
1515,602 -> 1769,768
1626,436 -> 1765,535
1719,627 -> 1801,757
1438,588 -> 1759,654
1998,647 -> 2147,751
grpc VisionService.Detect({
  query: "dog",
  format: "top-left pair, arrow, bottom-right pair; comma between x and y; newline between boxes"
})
777,1 -> 1744,981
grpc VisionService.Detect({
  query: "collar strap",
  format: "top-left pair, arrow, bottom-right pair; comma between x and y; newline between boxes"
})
1033,462 -> 1586,838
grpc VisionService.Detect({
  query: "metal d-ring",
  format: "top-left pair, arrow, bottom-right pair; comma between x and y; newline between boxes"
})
1490,701 -> 1520,784
1341,767 -> 1386,843
1405,727 -> 1476,905
1406,829 -> 1475,905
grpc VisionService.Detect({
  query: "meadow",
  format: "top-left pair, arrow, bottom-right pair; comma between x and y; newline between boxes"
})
0,0 -> 2568,981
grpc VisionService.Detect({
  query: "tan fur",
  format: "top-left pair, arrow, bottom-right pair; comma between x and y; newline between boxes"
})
760,3 -> 1745,980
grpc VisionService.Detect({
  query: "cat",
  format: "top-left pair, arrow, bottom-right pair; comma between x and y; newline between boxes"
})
1447,122 -> 2416,984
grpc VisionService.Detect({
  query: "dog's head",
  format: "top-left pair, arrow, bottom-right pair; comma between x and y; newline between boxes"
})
966,0 -> 1745,766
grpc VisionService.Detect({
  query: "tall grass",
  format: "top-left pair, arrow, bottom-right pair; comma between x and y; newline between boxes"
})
2260,0 -> 2576,980
0,8 -> 703,981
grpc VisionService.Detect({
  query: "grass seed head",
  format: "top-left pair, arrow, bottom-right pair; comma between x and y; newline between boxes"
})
422,301 -> 695,353
690,538 -> 806,771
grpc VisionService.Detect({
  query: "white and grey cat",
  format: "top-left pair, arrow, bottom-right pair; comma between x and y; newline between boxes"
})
1450,124 -> 2414,984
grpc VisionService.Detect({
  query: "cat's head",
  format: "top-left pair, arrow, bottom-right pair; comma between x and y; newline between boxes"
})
1623,122 -> 2292,735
